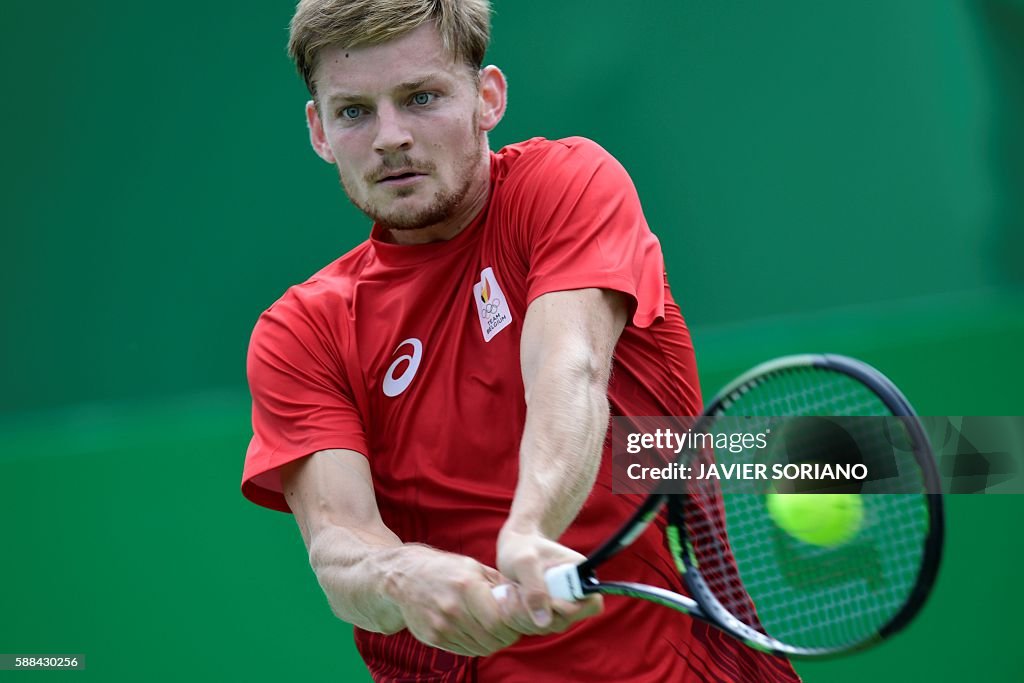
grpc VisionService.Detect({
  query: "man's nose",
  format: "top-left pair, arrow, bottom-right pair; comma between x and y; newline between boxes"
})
373,102 -> 413,154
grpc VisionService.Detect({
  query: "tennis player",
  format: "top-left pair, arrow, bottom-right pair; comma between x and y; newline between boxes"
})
242,1 -> 801,681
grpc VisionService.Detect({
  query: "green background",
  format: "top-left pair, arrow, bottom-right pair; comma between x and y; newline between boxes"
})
2,1 -> 1022,680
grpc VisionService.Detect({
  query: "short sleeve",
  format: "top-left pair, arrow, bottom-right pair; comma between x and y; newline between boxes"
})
513,137 -> 666,328
241,289 -> 368,513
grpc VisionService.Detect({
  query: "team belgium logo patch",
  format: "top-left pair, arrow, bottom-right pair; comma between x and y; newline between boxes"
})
473,267 -> 513,342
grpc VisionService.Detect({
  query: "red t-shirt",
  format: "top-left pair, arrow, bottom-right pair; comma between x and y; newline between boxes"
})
243,137 -> 799,683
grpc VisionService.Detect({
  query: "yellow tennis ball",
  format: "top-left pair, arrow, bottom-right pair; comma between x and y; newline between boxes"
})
766,493 -> 864,547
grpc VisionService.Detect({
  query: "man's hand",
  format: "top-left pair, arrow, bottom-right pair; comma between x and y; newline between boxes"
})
386,546 -> 521,657
282,451 -> 523,656
496,526 -> 604,634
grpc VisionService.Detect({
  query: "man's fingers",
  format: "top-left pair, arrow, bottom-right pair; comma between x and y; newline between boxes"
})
406,580 -> 517,656
526,594 -> 603,635
495,590 -> 603,638
449,590 -> 518,655
583,594 -> 604,617
511,557 -> 552,628
494,583 -> 549,635
494,531 -> 601,635
420,614 -> 499,657
465,582 -> 521,650
572,594 -> 604,620
481,565 -> 505,585
552,593 -> 604,621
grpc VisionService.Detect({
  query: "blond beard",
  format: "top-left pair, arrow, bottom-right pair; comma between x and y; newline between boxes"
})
341,123 -> 485,232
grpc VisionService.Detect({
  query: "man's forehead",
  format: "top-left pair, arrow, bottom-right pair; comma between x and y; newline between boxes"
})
314,24 -> 468,98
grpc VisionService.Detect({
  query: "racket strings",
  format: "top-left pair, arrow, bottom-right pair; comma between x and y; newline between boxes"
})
683,366 -> 933,650
713,493 -> 927,648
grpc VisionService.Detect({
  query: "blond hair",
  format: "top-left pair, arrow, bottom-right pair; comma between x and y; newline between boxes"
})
288,0 -> 491,99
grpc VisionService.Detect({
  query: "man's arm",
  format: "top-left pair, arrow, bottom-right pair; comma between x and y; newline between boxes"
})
497,287 -> 627,628
280,449 -> 521,656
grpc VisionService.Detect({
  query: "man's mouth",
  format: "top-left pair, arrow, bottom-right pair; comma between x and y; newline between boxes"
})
377,169 -> 427,185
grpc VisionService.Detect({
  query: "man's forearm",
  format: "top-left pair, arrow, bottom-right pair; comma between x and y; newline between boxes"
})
310,529 -> 523,654
283,449 -> 519,652
505,351 -> 610,539
307,525 -> 423,634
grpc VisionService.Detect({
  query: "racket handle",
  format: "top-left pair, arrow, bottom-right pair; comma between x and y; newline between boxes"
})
490,563 -> 585,603
545,563 -> 585,601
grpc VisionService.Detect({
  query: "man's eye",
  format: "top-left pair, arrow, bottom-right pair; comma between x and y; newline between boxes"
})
411,92 -> 435,106
339,106 -> 363,120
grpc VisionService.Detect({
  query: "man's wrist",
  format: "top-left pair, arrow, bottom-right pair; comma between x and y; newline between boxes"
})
378,543 -> 431,607
500,514 -> 553,542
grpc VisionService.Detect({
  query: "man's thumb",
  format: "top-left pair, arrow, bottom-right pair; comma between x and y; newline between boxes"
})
522,574 -> 552,628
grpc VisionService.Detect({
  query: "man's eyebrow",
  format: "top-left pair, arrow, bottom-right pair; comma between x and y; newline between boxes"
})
324,76 -> 448,104
395,76 -> 440,92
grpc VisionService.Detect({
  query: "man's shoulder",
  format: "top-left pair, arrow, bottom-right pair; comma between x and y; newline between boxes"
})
490,136 -> 635,217
495,135 -> 615,172
493,136 -> 629,197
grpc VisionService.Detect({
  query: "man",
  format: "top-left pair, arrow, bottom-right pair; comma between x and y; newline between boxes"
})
242,1 -> 801,681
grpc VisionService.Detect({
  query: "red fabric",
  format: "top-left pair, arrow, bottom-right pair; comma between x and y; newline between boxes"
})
243,137 -> 800,682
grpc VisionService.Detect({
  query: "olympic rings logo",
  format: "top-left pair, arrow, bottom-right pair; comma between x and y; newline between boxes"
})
480,298 -> 502,317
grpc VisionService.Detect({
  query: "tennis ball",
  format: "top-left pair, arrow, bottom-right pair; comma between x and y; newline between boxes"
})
766,493 -> 863,547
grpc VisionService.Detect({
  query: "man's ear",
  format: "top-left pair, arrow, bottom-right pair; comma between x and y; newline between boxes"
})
477,66 -> 507,132
306,100 -> 337,164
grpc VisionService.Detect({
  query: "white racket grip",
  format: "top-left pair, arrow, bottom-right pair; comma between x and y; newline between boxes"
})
489,563 -> 585,603
544,563 -> 585,601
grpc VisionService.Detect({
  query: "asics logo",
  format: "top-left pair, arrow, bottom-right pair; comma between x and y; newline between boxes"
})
382,338 -> 423,397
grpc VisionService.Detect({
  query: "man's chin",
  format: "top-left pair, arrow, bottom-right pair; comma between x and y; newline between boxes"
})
373,206 -> 446,232
365,191 -> 462,232
381,215 -> 445,232
350,173 -> 472,234
356,195 -> 430,230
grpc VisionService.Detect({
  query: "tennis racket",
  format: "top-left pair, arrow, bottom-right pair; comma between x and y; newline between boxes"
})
495,354 -> 944,659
